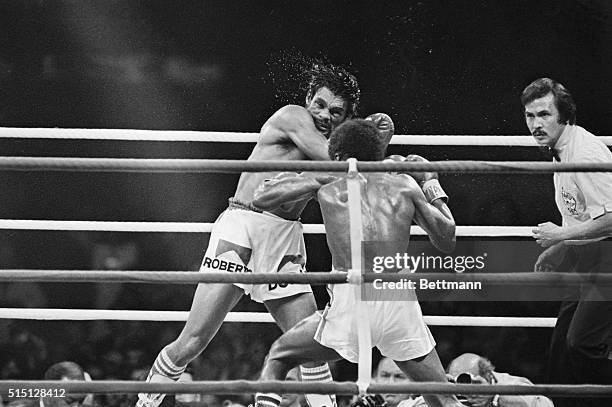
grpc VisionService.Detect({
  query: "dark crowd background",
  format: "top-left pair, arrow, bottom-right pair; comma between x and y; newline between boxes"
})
1,0 -> 611,405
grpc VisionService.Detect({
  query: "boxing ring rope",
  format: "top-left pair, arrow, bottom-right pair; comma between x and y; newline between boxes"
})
0,220 -> 532,236
0,380 -> 611,397
2,270 -> 611,285
0,309 -> 557,327
2,127 -> 612,146
2,156 -> 612,173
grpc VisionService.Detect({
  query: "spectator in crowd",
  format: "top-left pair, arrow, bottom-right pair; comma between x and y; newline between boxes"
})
370,357 -> 424,407
221,401 -> 247,407
3,327 -> 48,380
349,357 -> 428,407
6,399 -> 36,407
0,238 -> 47,309
41,361 -> 93,407
176,366 -> 202,405
89,235 -> 140,310
280,368 -> 307,407
447,353 -> 553,407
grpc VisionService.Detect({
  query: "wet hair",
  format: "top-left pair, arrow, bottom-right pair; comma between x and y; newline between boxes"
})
328,119 -> 385,161
43,361 -> 85,381
306,63 -> 360,117
520,77 -> 576,124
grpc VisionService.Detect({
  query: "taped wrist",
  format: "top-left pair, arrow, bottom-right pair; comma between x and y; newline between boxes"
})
421,179 -> 448,203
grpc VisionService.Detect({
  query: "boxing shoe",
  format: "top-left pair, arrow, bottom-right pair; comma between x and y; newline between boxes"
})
305,394 -> 337,407
136,393 -> 174,407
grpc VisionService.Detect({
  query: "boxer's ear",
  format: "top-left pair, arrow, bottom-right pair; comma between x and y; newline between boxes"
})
305,91 -> 313,106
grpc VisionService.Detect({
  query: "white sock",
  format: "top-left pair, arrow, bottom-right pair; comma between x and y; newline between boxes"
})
137,347 -> 187,406
300,364 -> 336,407
150,346 -> 186,381
256,392 -> 283,407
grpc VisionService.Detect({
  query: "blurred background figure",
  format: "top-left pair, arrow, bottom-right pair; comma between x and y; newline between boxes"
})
447,353 -> 553,407
372,357 -> 424,407
6,399 -> 36,407
176,366 -> 202,405
0,236 -> 47,310
280,368 -> 308,407
350,357 -> 427,407
90,234 -> 140,311
41,361 -> 93,407
221,400 -> 246,407
1,326 -> 48,380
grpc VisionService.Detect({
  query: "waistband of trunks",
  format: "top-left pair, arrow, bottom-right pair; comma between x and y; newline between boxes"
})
227,197 -> 301,222
228,197 -> 264,213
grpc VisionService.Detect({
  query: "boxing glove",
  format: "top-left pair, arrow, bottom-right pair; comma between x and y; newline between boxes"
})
383,154 -> 406,175
404,154 -> 448,203
365,112 -> 394,146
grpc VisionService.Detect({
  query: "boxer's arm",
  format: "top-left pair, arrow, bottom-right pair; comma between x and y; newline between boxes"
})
408,180 -> 456,253
253,172 -> 333,210
260,105 -> 330,161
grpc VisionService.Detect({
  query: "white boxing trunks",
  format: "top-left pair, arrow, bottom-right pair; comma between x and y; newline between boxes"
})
199,198 -> 312,303
314,280 -> 435,363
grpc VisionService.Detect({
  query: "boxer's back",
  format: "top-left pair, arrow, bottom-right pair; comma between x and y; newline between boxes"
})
317,173 -> 419,271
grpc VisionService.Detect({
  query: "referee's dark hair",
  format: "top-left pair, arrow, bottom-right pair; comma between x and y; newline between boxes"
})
520,77 -> 576,125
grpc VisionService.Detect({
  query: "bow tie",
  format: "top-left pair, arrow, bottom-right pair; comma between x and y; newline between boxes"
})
548,147 -> 561,162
